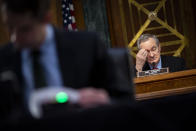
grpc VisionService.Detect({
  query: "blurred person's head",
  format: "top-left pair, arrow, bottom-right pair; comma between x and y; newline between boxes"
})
1,0 -> 51,49
137,34 -> 161,65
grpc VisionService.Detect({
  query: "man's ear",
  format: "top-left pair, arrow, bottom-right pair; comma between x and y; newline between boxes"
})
158,44 -> 161,53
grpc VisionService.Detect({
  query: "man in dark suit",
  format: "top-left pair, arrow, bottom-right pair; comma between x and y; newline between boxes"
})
0,0 -> 133,122
135,34 -> 186,73
141,55 -> 186,72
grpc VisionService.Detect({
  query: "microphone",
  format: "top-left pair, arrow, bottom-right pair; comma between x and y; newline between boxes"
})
152,62 -> 156,69
152,62 -> 155,68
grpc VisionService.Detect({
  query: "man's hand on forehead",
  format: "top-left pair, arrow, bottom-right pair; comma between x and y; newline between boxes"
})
136,49 -> 148,72
139,49 -> 148,57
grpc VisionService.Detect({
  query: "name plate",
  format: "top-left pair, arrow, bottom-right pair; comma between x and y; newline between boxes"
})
137,67 -> 169,77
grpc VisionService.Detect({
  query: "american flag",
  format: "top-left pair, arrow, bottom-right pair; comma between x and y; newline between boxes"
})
61,0 -> 78,31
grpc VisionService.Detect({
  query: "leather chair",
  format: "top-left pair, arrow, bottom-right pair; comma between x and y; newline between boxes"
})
107,48 -> 135,100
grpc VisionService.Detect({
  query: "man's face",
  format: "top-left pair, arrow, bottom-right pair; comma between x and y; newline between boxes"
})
140,38 -> 161,65
2,8 -> 46,49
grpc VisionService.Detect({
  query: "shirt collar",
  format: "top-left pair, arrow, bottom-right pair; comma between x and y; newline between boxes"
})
39,24 -> 55,52
149,57 -> 162,69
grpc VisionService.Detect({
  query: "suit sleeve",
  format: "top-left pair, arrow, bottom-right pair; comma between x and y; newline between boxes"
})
92,34 -> 135,103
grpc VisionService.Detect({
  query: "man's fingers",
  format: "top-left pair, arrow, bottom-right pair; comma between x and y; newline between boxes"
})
143,50 -> 148,57
139,49 -> 145,54
138,49 -> 146,55
137,49 -> 148,58
78,88 -> 110,108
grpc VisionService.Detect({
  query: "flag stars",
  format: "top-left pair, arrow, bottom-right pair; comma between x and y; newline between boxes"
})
64,20 -> 67,23
61,0 -> 77,31
62,4 -> 65,8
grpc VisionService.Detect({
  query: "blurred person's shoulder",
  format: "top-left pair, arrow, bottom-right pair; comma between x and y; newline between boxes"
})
0,43 -> 15,56
55,27 -> 100,39
54,27 -> 104,48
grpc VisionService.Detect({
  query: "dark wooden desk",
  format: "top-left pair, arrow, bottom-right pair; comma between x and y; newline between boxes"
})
135,85 -> 196,100
134,69 -> 196,95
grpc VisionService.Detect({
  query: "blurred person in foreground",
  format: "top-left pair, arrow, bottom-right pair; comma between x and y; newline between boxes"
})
0,0 -> 134,124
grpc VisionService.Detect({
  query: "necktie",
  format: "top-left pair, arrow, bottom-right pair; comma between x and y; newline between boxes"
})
152,62 -> 158,69
31,50 -> 47,89
153,67 -> 158,70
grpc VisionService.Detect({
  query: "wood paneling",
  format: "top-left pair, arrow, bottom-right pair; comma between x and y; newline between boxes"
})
0,11 -> 9,45
72,0 -> 85,30
50,0 -> 63,28
106,0 -> 126,47
179,0 -> 196,69
106,0 -> 196,69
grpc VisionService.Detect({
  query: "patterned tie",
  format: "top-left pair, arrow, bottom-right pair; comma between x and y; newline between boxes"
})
153,67 -> 158,70
31,50 -> 46,89
152,62 -> 158,69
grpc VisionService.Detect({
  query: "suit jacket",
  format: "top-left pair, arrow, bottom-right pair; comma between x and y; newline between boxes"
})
133,55 -> 186,77
0,28 -> 134,120
142,55 -> 186,72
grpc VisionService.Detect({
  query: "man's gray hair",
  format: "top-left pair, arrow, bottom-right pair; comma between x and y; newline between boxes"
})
136,34 -> 160,49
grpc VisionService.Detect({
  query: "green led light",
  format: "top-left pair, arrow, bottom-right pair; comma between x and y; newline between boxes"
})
56,92 -> 68,103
